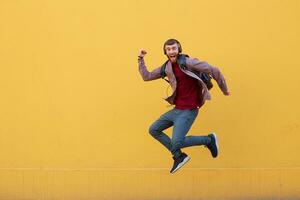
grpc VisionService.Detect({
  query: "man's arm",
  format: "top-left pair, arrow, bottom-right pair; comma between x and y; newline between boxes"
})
186,57 -> 230,95
138,49 -> 162,81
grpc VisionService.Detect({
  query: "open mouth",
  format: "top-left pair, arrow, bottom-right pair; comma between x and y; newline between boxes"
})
169,55 -> 177,59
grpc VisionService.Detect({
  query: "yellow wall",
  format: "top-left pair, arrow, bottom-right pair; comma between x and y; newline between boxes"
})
0,0 -> 299,199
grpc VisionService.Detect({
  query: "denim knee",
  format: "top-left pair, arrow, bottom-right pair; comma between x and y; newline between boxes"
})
148,125 -> 159,137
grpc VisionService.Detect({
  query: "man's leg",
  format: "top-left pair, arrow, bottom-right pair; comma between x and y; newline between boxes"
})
180,136 -> 211,148
171,109 -> 218,158
171,109 -> 199,158
148,109 -> 176,152
169,109 -> 199,173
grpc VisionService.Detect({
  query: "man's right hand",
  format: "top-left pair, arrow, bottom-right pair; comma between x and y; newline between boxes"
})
138,49 -> 147,58
223,91 -> 230,96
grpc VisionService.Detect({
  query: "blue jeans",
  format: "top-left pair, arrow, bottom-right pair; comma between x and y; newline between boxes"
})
149,108 -> 211,159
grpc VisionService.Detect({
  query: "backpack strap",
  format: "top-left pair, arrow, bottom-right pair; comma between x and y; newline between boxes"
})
177,54 -> 213,90
160,54 -> 214,90
177,54 -> 189,70
160,60 -> 169,83
160,54 -> 189,83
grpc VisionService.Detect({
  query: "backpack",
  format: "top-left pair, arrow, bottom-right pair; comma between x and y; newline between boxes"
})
160,54 -> 213,90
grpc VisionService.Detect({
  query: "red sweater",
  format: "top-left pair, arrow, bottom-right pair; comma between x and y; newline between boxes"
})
172,63 -> 202,110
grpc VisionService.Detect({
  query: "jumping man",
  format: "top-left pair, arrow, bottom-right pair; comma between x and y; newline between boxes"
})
138,39 -> 230,173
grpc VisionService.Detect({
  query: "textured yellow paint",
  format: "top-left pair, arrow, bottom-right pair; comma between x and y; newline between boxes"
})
0,0 -> 299,199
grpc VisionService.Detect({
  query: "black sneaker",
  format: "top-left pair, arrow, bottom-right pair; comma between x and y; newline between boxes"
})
170,152 -> 190,174
206,133 -> 219,158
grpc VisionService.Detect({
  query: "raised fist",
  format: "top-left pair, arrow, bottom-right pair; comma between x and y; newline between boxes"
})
138,49 -> 147,58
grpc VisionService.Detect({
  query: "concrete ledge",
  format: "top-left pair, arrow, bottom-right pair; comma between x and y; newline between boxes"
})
0,168 -> 299,200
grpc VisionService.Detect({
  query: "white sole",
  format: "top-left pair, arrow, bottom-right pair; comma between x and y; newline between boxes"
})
171,156 -> 190,174
212,132 -> 219,153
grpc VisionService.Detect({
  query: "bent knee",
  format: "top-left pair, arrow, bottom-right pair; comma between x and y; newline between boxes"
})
148,125 -> 156,135
148,125 -> 159,136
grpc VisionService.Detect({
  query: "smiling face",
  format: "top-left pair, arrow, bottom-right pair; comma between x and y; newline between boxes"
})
164,43 -> 180,63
